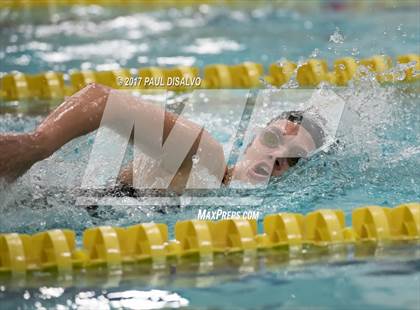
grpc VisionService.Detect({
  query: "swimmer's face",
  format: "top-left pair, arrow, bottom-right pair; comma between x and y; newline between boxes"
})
233,119 -> 317,184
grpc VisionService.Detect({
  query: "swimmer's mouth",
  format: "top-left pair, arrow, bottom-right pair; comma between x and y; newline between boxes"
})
248,162 -> 272,182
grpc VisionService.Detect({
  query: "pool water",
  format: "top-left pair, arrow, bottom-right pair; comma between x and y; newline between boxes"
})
0,245 -> 419,309
0,3 -> 420,309
0,4 -> 419,72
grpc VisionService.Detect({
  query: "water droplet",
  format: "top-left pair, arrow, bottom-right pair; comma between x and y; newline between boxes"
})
23,290 -> 31,300
351,47 -> 359,56
329,27 -> 344,44
310,48 -> 320,58
192,154 -> 200,165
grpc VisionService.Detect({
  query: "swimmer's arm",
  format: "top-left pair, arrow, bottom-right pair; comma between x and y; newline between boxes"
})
0,83 -> 111,182
34,83 -> 226,185
1,83 -> 225,183
117,109 -> 227,192
105,89 -> 226,184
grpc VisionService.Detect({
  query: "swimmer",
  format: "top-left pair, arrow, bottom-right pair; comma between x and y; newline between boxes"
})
0,83 -> 325,192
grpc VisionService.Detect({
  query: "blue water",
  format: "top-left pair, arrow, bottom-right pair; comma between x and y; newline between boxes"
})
1,3 -> 420,310
0,4 -> 419,74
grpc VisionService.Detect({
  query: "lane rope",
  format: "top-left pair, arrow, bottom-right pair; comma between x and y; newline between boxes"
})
0,54 -> 418,101
0,202 -> 418,274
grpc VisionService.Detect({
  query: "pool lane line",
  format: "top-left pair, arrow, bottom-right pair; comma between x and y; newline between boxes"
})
0,203 -> 418,275
1,54 -> 419,102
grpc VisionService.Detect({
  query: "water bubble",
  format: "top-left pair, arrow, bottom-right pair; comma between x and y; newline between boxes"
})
275,57 -> 288,67
351,47 -> 359,56
23,290 -> 31,300
329,27 -> 344,44
310,48 -> 320,58
389,66 -> 406,81
192,154 -> 200,166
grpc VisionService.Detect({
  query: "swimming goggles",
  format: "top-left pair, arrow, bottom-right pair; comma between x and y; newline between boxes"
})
259,113 -> 307,167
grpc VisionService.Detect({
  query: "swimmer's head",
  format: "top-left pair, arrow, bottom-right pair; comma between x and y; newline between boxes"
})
233,111 -> 326,184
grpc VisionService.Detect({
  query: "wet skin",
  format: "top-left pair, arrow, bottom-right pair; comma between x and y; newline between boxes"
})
231,119 -> 316,184
0,83 -> 315,192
